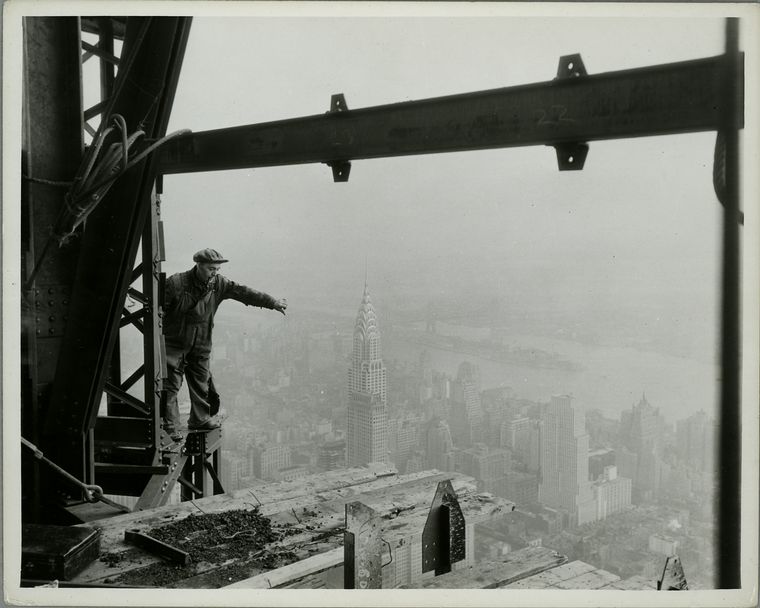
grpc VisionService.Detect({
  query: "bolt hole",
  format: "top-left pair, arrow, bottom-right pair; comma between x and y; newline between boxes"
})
567,62 -> 574,70
568,156 -> 574,163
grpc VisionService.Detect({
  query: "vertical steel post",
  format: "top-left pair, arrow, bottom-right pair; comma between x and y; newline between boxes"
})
21,17 -> 84,512
141,189 -> 166,466
717,17 -> 742,590
97,17 -> 115,101
98,18 -> 123,419
344,502 -> 382,589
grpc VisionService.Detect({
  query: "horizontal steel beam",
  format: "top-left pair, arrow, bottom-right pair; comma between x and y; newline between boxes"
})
157,53 -> 742,175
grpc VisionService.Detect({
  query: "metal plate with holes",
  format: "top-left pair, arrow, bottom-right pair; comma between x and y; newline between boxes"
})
422,479 -> 466,575
658,555 -> 688,590
32,284 -> 72,338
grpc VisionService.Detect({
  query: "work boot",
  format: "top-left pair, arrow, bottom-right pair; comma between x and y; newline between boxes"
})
163,420 -> 184,443
188,417 -> 221,431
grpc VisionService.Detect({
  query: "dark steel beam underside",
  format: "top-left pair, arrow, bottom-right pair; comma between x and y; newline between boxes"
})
157,54 -> 742,175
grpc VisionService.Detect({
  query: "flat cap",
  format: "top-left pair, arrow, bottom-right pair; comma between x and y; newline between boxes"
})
193,248 -> 228,264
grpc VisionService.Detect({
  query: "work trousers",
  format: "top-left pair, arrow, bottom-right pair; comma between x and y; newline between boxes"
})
162,344 -> 214,431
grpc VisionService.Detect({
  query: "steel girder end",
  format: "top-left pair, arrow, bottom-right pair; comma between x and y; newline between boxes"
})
422,479 -> 466,575
328,160 -> 351,182
554,142 -> 589,171
556,54 -> 587,80
330,93 -> 349,113
657,555 -> 689,590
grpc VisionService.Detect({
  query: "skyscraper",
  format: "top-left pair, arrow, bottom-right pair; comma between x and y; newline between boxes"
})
449,361 -> 484,446
618,394 -> 666,502
424,417 -> 455,471
346,284 -> 389,466
539,394 -> 595,527
676,409 -> 716,474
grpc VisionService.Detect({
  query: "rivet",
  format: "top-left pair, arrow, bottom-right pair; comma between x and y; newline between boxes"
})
49,328 -> 55,334
49,315 -> 56,322
48,300 -> 54,306
48,288 -> 55,294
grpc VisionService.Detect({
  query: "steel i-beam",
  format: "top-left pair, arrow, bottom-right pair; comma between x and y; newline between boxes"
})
157,53 -> 743,178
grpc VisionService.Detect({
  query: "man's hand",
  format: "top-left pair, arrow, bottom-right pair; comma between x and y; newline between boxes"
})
274,298 -> 287,315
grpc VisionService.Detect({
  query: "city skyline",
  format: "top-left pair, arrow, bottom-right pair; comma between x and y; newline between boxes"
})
205,296 -> 720,586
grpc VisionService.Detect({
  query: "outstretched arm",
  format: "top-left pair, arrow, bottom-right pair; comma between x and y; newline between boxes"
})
219,276 -> 286,314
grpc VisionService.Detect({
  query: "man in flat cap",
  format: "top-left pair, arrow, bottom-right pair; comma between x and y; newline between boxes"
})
161,248 -> 287,441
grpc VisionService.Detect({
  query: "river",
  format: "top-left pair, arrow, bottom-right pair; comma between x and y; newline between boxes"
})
384,326 -> 720,424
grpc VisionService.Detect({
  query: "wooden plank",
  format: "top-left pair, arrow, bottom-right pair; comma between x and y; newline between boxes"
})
421,546 -> 567,589
225,548 -> 343,589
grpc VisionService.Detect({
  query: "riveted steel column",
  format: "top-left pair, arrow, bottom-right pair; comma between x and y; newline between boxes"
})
21,17 -> 84,517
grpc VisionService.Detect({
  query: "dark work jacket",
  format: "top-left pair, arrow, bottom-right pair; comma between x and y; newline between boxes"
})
163,267 -> 277,353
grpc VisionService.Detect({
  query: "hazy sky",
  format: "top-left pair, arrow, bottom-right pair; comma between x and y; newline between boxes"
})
156,13 -> 732,360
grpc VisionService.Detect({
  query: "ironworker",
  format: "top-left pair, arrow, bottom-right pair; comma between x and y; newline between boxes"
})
161,248 -> 286,441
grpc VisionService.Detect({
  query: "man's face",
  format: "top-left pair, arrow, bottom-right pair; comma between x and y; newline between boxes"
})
196,263 -> 222,283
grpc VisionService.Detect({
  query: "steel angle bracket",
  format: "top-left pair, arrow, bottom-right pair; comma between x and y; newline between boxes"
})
657,555 -> 689,590
422,479 -> 466,576
325,94 -> 352,182
552,54 -> 589,171
326,160 -> 351,182
344,501 -> 382,589
553,142 -> 589,171
556,53 -> 588,80
330,93 -> 349,113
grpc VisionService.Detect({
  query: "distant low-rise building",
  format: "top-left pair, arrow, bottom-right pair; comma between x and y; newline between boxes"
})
221,450 -> 250,492
455,443 -> 511,497
649,533 -> 679,556
275,465 -> 310,482
592,465 -> 632,521
251,443 -> 291,480
588,448 -> 616,481
504,471 -> 539,507
317,439 -> 345,471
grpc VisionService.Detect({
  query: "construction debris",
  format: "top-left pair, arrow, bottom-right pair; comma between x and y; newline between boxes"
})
107,507 -> 297,587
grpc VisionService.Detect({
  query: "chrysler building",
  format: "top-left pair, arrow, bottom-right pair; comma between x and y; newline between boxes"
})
346,283 -> 388,466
